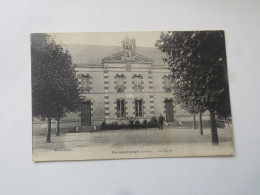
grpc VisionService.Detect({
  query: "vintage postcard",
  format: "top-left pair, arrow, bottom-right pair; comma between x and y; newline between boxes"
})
31,31 -> 234,161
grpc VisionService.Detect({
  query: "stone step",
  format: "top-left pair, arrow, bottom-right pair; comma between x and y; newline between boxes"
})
165,122 -> 181,127
79,126 -> 93,132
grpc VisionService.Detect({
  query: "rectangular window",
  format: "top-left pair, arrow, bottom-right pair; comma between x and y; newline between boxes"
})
116,76 -> 124,92
134,76 -> 142,92
135,100 -> 143,117
81,75 -> 90,93
164,76 -> 171,92
117,100 -> 125,118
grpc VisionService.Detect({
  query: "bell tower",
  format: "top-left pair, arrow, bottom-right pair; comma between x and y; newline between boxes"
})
122,36 -> 136,61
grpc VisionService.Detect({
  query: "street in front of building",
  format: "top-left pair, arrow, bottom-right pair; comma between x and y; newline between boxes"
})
32,126 -> 234,161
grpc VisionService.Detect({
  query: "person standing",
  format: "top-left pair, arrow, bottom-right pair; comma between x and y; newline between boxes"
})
158,114 -> 165,130
129,118 -> 134,130
143,119 -> 147,130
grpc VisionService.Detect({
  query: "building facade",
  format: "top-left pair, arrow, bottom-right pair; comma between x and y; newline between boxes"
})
66,37 -> 189,127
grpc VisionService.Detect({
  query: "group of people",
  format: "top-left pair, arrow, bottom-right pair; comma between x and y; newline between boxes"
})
129,114 -> 166,130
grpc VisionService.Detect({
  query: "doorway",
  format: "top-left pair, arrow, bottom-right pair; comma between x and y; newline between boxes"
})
165,100 -> 174,122
81,101 -> 91,126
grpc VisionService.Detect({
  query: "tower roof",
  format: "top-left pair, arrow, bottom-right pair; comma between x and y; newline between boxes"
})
122,36 -> 131,43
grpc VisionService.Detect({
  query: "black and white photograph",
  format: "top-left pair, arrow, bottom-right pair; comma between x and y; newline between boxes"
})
2,0 -> 260,194
31,31 -> 234,161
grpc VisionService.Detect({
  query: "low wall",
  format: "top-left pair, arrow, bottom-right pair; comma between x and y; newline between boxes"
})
175,115 -> 210,122
179,120 -> 210,128
32,120 -> 79,136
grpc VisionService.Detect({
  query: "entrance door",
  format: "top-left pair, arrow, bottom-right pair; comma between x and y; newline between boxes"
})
81,101 -> 91,126
165,100 -> 174,122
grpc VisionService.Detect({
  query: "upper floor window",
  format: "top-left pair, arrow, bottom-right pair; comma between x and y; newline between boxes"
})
135,100 -> 143,117
116,75 -> 124,92
134,75 -> 142,92
81,75 -> 90,93
117,100 -> 125,118
164,76 -> 171,92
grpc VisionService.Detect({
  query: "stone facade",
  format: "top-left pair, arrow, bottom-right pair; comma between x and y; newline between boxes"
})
65,37 -> 197,127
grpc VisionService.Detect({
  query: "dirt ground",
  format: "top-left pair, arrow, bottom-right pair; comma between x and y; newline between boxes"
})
32,126 -> 234,161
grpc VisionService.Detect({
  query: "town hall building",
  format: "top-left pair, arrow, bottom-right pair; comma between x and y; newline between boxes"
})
64,37 -> 190,128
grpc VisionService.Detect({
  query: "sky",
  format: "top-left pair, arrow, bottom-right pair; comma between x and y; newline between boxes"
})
49,31 -> 162,48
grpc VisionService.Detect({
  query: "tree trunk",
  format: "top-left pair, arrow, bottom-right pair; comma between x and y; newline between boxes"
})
199,112 -> 203,135
210,110 -> 219,145
56,119 -> 60,136
193,113 -> 196,130
47,118 -> 51,142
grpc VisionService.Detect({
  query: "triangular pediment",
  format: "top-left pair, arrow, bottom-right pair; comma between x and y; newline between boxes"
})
102,51 -> 153,64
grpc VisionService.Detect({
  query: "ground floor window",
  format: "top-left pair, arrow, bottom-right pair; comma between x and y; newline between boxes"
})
135,100 -> 143,117
117,100 -> 125,118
